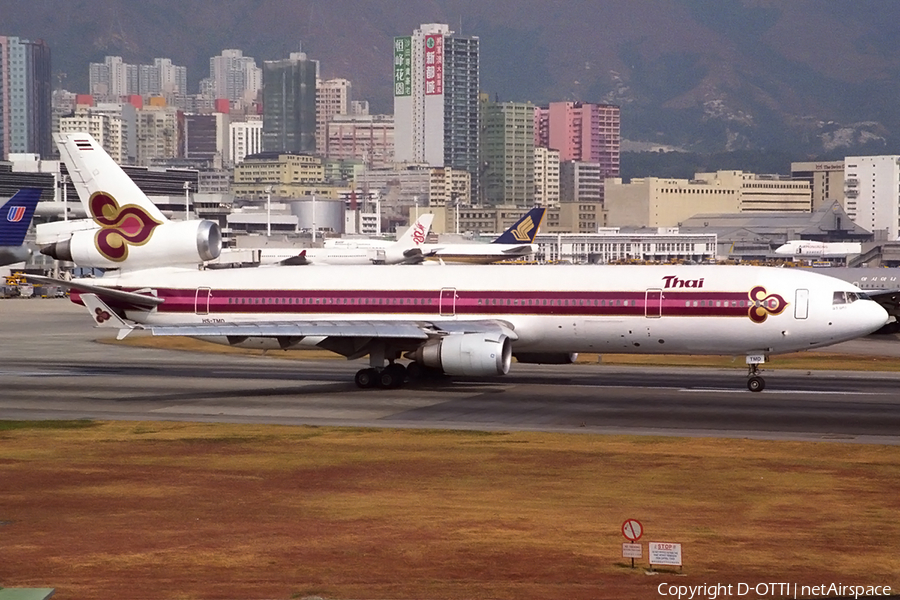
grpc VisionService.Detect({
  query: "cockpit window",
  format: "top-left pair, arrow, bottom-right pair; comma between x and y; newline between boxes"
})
833,291 -> 863,305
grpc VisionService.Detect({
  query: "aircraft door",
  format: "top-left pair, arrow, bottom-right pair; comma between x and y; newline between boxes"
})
645,288 -> 663,318
195,287 -> 212,315
794,288 -> 809,319
439,287 -> 457,317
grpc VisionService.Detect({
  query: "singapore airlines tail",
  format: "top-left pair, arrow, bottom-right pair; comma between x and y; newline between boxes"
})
492,207 -> 545,245
41,133 -> 221,270
0,188 -> 43,267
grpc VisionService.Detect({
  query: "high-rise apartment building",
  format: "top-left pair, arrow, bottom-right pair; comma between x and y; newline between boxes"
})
393,24 -> 479,197
89,55 -> 187,99
316,78 -> 351,157
229,117 -> 263,165
535,101 -> 620,176
326,114 -> 394,169
135,105 -> 182,166
205,49 -> 262,106
480,100 -> 534,206
0,35 -> 52,159
184,113 -> 229,167
262,52 -> 318,154
58,105 -> 133,163
534,147 -> 560,208
844,156 -> 900,240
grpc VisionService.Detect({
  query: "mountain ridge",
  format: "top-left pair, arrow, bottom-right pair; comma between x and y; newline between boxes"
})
4,0 -> 899,156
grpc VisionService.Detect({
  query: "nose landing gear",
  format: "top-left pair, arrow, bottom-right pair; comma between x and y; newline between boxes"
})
746,361 -> 766,392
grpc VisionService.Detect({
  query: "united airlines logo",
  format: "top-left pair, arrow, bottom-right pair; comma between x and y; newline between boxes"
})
6,206 -> 26,222
748,286 -> 788,323
89,191 -> 162,262
511,216 -> 536,242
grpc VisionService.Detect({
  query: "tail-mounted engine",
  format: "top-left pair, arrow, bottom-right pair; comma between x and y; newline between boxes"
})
410,332 -> 512,376
42,220 -> 221,269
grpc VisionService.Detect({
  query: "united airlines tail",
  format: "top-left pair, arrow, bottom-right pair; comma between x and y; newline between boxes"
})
0,188 -> 42,247
491,207 -> 546,245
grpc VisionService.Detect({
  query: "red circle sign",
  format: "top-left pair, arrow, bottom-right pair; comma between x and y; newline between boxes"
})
621,518 -> 643,542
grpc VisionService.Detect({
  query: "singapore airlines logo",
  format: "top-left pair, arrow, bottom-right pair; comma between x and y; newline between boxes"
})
89,191 -> 162,262
511,216 -> 536,242
748,286 -> 788,323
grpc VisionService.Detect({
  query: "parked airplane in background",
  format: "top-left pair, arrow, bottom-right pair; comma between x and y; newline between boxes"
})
0,188 -> 42,267
31,262 -> 888,393
254,213 -> 435,266
420,207 -> 546,264
40,133 -> 222,270
775,240 -> 862,258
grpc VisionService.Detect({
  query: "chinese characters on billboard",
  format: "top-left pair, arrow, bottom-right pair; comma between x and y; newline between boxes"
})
424,34 -> 443,95
393,36 -> 411,96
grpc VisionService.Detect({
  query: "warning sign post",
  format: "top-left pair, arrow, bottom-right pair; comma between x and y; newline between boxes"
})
621,519 -> 643,568
648,542 -> 683,571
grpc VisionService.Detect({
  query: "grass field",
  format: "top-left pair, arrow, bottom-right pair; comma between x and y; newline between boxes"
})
1,421 -> 899,599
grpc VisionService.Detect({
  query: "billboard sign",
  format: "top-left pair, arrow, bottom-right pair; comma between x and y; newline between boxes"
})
393,36 -> 411,97
424,33 -> 443,95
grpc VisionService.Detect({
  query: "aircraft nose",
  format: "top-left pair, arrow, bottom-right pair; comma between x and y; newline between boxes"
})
865,300 -> 890,332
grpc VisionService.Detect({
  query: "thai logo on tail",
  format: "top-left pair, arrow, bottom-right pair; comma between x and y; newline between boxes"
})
6,206 -> 26,222
511,216 -> 535,242
89,191 -> 162,262
748,286 -> 788,323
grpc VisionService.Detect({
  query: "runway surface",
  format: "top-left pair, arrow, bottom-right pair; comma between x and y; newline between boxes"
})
3,298 -> 900,444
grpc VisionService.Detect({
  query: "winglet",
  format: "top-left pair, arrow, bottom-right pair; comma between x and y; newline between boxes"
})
492,207 -> 546,244
0,188 -> 42,247
79,293 -> 138,339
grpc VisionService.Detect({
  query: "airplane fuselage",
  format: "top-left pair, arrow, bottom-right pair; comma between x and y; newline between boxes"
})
75,264 -> 887,357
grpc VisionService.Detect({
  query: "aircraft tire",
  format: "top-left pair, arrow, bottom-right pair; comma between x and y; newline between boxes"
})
355,368 -> 377,389
379,363 -> 407,389
747,375 -> 765,393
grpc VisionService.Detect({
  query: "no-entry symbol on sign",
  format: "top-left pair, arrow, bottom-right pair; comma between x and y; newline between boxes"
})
622,518 -> 643,542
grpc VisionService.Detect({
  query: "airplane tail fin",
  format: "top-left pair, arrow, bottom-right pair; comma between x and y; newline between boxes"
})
392,213 -> 434,249
492,207 -> 546,244
0,188 -> 42,247
54,133 -> 168,224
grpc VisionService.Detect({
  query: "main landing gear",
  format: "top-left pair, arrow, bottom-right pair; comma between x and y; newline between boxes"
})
355,362 -> 408,389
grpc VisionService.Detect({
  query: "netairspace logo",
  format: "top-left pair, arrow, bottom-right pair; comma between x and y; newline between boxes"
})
657,582 -> 893,599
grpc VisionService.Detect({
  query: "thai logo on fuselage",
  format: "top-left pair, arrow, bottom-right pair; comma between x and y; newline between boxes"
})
89,191 -> 162,262
511,216 -> 535,242
748,286 -> 788,323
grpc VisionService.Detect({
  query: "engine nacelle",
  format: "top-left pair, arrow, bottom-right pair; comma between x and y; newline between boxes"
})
513,352 -> 579,364
42,219 -> 221,269
412,333 -> 512,376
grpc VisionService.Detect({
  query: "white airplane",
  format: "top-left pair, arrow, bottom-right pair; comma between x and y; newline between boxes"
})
0,189 -> 42,267
775,240 -> 862,258
254,213 -> 434,266
28,133 -> 889,393
40,133 -> 222,271
418,207 -> 545,264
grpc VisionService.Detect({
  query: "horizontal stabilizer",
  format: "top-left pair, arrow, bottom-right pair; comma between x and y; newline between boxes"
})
278,250 -> 310,266
25,274 -> 163,310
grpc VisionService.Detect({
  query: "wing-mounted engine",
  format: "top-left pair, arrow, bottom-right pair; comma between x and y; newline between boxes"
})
410,332 -> 512,376
41,219 -> 221,270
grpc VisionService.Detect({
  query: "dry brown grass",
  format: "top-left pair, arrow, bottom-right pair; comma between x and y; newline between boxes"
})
1,422 -> 899,599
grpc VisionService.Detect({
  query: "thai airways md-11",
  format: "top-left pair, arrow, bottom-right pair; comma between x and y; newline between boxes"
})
29,133 -> 889,392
